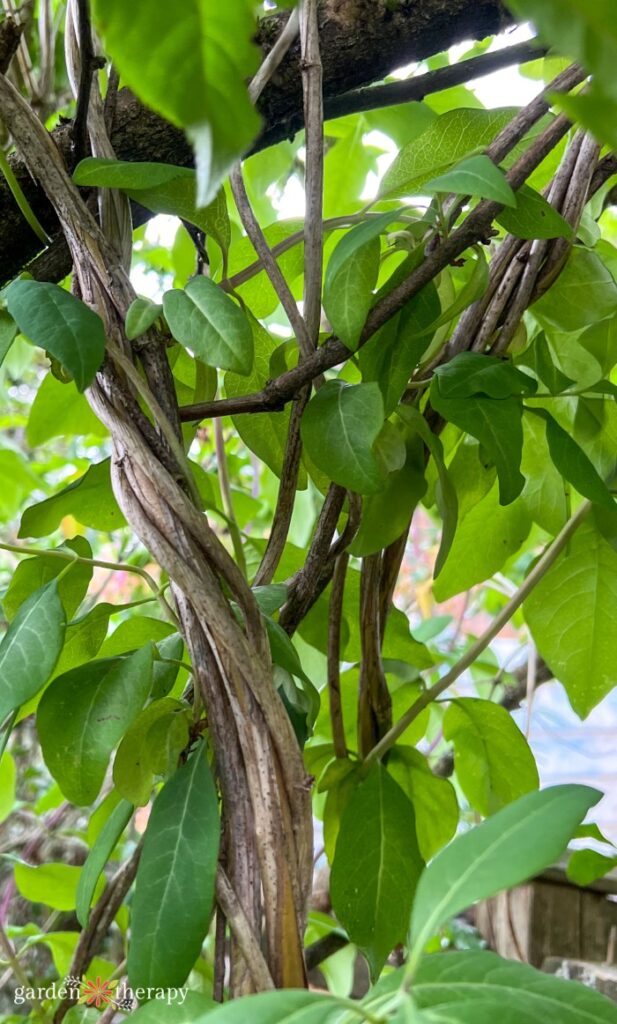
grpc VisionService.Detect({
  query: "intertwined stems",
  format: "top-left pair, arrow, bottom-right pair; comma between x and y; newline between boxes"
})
0,46 -> 312,1016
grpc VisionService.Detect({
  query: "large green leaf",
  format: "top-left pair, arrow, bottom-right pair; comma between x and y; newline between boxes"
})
91,0 -> 259,205
506,0 -> 617,101
37,645 -> 153,805
301,381 -> 385,494
76,799 -> 133,927
323,236 -> 380,351
18,459 -> 126,538
113,698 -> 189,806
444,698 -> 539,816
423,154 -> 516,206
409,785 -> 600,962
524,516 -> 617,717
126,993 -> 216,1023
433,353 -> 536,400
164,277 -> 253,374
388,748 -> 459,862
180,991 -> 344,1024
531,248 -> 617,333
496,184 -> 573,240
330,764 -> 424,978
380,108 -> 515,198
430,384 -> 525,506
127,745 -> 220,990
411,950 -> 617,1024
0,580 -> 65,723
26,371 -> 106,447
14,862 -> 103,912
527,408 -> 616,509
350,445 -> 427,556
433,483 -> 531,602
5,280 -> 105,391
73,159 -> 230,251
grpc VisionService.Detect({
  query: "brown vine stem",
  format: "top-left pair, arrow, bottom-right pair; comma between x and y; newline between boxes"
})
299,0 -> 324,347
361,500 -> 592,774
230,164 -> 313,357
328,552 -> 349,759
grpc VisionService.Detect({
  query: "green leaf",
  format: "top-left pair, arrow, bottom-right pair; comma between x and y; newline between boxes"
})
496,184 -> 573,240
527,408 -> 616,509
91,1 -> 259,206
430,384 -> 525,506
182,991 -> 344,1024
359,281 -> 441,415
113,698 -> 188,806
225,318 -> 305,482
0,752 -> 16,824
380,107 -> 515,198
3,538 -> 92,621
530,332 -> 575,394
5,280 -> 106,391
409,785 -> 601,961
433,483 -> 531,602
0,580 -> 65,724
0,309 -> 17,367
524,516 -> 617,717
323,236 -> 380,351
27,371 -> 106,447
433,353 -> 537,399
505,0 -> 617,102
567,848 -> 617,888
37,645 -> 153,805
330,764 -> 424,978
76,799 -> 133,927
51,604 -> 111,680
301,381 -> 385,494
74,159 -> 231,251
350,448 -> 427,556
15,862 -> 103,912
531,248 -> 617,333
18,459 -> 126,538
127,992 -> 216,1023
98,616 -> 174,658
388,748 -> 458,862
151,634 -> 185,700
444,698 -> 539,816
411,950 -> 617,1024
520,413 -> 567,536
125,297 -> 163,341
423,154 -> 516,206
127,745 -> 220,990
164,277 -> 253,374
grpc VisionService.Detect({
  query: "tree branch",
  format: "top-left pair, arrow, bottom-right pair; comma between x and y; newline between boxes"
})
1,0 -> 517,285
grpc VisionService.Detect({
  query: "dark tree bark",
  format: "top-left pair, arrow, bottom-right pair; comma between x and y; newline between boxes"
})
0,0 -> 515,285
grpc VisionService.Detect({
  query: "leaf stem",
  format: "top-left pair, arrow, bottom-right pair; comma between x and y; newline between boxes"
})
0,541 -> 178,626
0,145 -> 49,245
361,500 -> 591,773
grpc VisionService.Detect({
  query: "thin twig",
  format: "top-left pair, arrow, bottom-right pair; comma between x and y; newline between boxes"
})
299,0 -> 324,347
362,501 -> 591,773
216,868 -> 275,992
250,7 -> 299,103
71,0 -> 104,163
328,553 -> 348,759
230,164 -> 313,357
253,387 -> 309,587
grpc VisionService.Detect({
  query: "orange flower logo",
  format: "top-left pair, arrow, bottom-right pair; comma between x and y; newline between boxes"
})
78,976 -> 118,1009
